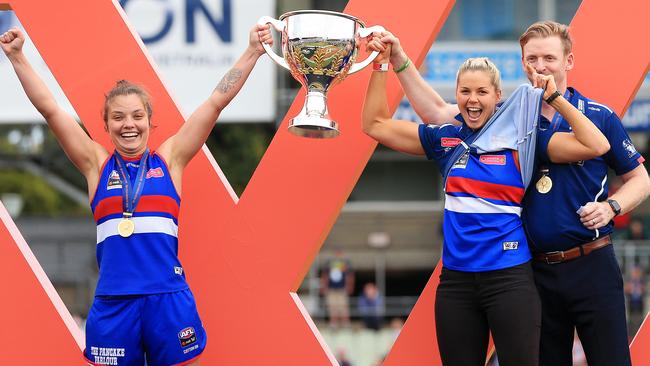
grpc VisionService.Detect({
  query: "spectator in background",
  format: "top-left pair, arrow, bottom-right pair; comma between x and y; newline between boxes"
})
358,282 -> 384,331
389,317 -> 405,342
321,248 -> 354,328
625,264 -> 646,336
625,217 -> 647,241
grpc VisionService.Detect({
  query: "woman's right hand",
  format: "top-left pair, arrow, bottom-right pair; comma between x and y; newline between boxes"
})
368,31 -> 408,67
367,32 -> 391,63
0,28 -> 25,57
368,31 -> 408,69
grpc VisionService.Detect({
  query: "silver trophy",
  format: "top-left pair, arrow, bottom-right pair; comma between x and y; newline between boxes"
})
259,10 -> 384,138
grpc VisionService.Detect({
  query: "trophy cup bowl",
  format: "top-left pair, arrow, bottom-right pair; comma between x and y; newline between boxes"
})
259,10 -> 384,138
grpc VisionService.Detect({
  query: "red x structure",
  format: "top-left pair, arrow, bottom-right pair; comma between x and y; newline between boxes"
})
0,0 -> 648,365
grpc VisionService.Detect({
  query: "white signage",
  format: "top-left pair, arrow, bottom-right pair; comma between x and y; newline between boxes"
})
0,0 -> 275,124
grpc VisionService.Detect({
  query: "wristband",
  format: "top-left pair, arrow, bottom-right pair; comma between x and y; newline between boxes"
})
373,63 -> 389,72
394,58 -> 411,73
545,90 -> 561,104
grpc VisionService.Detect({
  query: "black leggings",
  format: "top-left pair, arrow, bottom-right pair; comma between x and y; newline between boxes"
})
435,262 -> 541,366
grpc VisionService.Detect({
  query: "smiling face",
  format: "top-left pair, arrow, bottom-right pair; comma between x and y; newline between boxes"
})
105,94 -> 151,157
456,70 -> 501,130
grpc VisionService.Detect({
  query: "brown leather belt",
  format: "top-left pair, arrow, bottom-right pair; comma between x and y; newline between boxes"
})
534,235 -> 612,264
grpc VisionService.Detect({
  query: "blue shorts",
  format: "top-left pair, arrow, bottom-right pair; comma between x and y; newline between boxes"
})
83,288 -> 207,366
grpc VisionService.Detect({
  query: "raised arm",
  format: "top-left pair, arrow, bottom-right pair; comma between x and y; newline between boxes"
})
0,28 -> 106,180
372,31 -> 459,124
362,38 -> 424,155
158,24 -> 271,172
526,63 -> 610,163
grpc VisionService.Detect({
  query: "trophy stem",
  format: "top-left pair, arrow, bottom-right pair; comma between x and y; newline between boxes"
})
288,91 -> 339,138
305,91 -> 328,117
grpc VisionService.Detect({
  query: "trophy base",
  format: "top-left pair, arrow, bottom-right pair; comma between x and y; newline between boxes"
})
289,116 -> 339,139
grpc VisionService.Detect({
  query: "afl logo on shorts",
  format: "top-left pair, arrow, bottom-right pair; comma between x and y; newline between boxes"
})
178,327 -> 197,348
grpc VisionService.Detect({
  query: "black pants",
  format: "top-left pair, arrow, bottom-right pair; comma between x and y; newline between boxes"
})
533,244 -> 631,366
435,262 -> 541,366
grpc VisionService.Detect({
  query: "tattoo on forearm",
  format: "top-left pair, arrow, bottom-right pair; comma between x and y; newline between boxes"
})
215,68 -> 243,93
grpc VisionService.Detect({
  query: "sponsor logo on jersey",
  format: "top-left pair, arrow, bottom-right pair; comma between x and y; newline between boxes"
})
479,155 -> 506,165
146,167 -> 164,179
441,137 -> 461,148
174,266 -> 184,275
623,139 -> 638,158
107,170 -> 122,190
179,327 -> 197,348
89,346 -> 126,365
503,241 -> 519,250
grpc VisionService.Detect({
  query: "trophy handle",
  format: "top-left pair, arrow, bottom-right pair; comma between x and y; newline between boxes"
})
257,16 -> 291,71
349,25 -> 386,74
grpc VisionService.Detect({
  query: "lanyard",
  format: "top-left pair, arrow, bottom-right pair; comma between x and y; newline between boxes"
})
114,148 -> 150,218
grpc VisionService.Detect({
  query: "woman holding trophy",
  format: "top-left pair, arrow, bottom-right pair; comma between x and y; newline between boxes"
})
362,34 -> 610,365
0,24 -> 272,366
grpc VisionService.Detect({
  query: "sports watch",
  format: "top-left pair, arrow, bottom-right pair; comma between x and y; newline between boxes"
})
607,199 -> 622,216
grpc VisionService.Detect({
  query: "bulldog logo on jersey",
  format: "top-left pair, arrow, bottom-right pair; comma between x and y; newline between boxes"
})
178,327 -> 197,347
107,170 -> 122,190
451,151 -> 469,169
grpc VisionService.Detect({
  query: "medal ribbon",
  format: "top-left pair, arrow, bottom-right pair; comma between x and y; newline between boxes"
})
114,148 -> 150,219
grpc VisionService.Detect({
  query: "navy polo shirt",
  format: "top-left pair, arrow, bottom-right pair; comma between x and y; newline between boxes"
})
522,87 -> 644,252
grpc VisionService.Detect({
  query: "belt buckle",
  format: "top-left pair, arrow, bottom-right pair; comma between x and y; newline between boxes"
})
544,250 -> 564,264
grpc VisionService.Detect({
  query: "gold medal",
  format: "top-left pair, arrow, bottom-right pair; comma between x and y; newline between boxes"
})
118,218 -> 135,237
536,175 -> 553,194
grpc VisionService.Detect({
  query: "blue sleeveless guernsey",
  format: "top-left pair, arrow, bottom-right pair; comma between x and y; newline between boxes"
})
91,151 -> 189,295
420,123 -> 531,271
418,85 -> 541,272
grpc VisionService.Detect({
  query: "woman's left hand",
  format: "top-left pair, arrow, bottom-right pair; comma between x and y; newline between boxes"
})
525,62 -> 557,101
579,201 -> 616,230
250,24 -> 273,56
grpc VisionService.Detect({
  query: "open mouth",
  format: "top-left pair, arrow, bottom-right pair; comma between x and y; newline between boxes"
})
467,107 -> 482,121
120,132 -> 139,141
